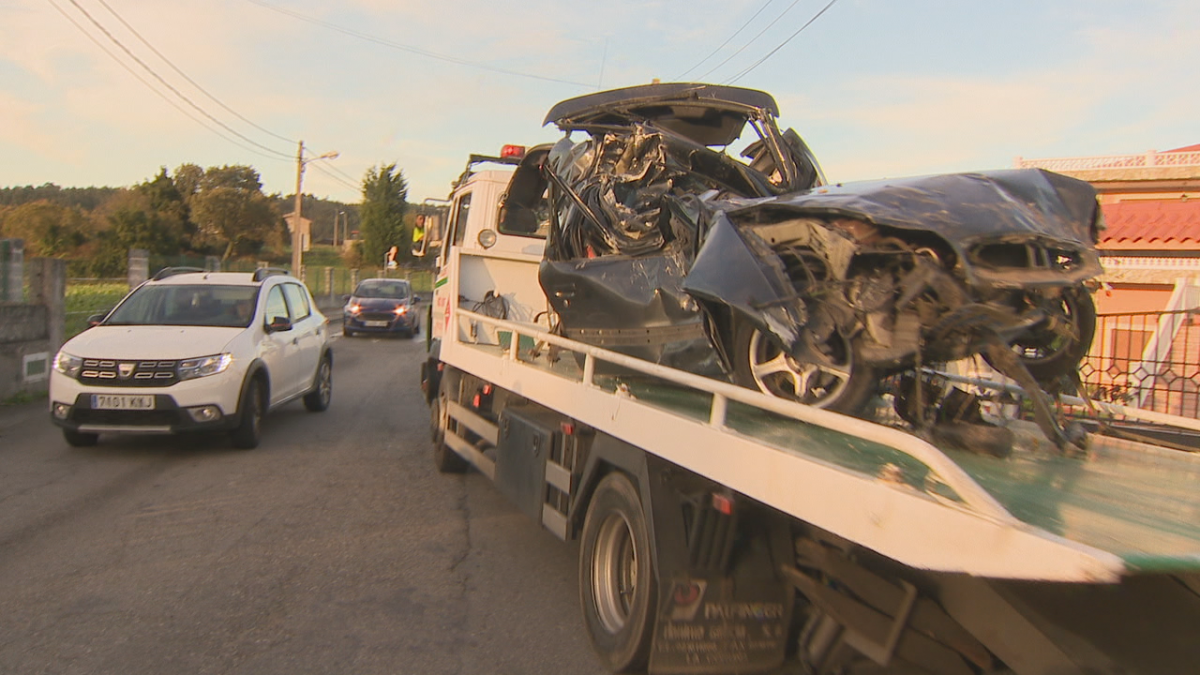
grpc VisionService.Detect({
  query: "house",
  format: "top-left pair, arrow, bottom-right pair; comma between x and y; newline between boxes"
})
1016,145 -> 1200,416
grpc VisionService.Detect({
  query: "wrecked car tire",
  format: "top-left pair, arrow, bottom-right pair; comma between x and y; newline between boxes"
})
731,320 -> 877,415
991,286 -> 1096,389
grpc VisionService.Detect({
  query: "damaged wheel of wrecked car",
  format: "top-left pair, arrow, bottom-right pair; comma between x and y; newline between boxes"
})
732,319 -> 876,414
991,286 -> 1096,390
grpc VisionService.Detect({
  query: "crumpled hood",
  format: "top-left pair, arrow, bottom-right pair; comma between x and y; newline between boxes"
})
62,326 -> 242,359
732,168 -> 1100,247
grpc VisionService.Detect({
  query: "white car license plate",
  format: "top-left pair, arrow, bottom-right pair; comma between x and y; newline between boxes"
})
92,394 -> 155,410
364,320 -> 388,327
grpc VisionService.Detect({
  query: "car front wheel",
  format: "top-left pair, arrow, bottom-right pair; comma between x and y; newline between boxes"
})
231,377 -> 264,449
731,320 -> 876,415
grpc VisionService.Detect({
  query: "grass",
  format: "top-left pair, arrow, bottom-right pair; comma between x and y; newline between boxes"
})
65,281 -> 128,338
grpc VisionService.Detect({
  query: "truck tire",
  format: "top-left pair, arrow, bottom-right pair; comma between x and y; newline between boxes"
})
579,472 -> 656,672
432,374 -> 469,473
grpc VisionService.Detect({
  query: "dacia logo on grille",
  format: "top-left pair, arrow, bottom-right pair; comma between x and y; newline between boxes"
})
118,362 -> 135,379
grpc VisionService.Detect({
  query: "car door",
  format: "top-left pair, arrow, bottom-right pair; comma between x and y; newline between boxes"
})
260,284 -> 300,404
281,282 -> 323,395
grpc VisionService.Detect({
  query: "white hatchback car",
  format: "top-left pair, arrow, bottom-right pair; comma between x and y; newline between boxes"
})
49,267 -> 333,449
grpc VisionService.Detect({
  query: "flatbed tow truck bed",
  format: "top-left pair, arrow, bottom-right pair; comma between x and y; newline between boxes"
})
446,309 -> 1200,584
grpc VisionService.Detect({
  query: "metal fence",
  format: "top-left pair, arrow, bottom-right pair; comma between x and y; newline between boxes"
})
1080,309 -> 1200,419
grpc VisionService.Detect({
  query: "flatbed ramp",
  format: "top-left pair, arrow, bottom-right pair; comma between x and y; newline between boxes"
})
445,309 -> 1200,583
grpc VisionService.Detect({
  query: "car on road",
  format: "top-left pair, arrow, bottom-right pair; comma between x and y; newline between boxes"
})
48,267 -> 333,449
342,278 -> 421,338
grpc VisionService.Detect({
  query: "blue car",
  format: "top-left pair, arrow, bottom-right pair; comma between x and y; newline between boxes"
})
343,278 -> 421,338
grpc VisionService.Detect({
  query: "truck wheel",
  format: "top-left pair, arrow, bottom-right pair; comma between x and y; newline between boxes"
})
432,377 -> 469,473
580,472 -> 656,672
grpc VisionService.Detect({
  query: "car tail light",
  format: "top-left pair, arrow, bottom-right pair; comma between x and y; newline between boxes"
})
501,144 -> 525,159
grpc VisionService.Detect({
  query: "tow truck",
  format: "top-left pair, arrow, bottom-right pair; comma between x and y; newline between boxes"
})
417,144 -> 1200,674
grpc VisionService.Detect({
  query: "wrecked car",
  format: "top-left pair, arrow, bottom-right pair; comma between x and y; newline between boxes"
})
524,82 -> 1103,449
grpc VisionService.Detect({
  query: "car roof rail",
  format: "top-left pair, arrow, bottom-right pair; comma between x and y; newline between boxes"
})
252,267 -> 291,282
152,266 -> 206,280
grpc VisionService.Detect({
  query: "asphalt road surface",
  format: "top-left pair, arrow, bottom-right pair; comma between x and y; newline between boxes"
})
0,326 -> 609,675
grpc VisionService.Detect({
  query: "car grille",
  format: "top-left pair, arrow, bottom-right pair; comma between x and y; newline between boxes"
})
78,359 -> 180,387
72,409 -> 182,426
359,312 -> 397,322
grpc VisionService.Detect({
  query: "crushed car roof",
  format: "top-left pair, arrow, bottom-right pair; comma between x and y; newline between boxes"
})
544,82 -> 779,147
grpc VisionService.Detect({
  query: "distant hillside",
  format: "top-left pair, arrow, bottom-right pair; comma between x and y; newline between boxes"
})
0,184 -> 121,211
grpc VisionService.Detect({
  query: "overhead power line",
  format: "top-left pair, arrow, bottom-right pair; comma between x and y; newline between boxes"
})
673,0 -> 776,81
725,0 -> 841,84
241,0 -> 594,89
696,0 -> 805,82
309,162 -> 360,193
46,0 -> 292,165
91,0 -> 296,146
56,0 -> 295,160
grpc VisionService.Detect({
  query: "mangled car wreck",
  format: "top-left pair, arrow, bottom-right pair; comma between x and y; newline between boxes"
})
510,83 -> 1104,451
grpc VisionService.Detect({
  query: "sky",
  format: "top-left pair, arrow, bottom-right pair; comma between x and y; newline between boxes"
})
1,0 -> 1197,207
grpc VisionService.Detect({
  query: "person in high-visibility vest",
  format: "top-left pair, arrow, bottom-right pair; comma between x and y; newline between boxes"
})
413,214 -> 426,245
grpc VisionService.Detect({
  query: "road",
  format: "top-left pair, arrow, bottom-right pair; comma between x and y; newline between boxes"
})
0,326 -> 609,675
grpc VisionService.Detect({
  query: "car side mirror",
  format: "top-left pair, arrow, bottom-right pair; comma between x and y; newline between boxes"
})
411,295 -> 422,304
342,294 -> 351,304
86,312 -> 109,328
266,316 -> 293,333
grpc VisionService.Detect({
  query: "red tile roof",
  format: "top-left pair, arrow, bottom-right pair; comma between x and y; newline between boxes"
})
1099,200 -> 1200,251
1165,144 -> 1200,153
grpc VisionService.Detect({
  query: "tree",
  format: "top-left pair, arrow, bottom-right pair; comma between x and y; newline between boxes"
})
0,200 -> 88,257
359,164 -> 408,270
88,187 -> 189,276
185,165 -> 279,260
142,167 -> 193,246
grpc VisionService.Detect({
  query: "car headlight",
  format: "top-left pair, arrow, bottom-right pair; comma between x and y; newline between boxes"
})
53,351 -> 83,379
348,303 -> 362,314
393,305 -> 408,315
178,353 -> 233,381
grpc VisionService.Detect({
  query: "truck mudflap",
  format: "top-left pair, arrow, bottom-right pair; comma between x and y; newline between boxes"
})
576,443 -> 796,673
644,468 -> 794,673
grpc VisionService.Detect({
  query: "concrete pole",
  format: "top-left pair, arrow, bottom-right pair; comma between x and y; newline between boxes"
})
30,258 -> 66,355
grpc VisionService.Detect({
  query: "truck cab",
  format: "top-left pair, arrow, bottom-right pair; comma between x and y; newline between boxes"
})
426,146 -> 552,354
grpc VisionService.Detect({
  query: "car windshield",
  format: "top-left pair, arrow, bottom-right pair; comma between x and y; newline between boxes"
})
354,280 -> 410,299
105,284 -> 261,328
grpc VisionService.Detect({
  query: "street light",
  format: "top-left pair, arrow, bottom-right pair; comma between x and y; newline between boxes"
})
290,140 -> 339,279
334,210 -> 345,247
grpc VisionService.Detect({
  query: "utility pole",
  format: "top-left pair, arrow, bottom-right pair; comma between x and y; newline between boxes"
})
291,140 -> 305,278
290,140 -> 338,279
